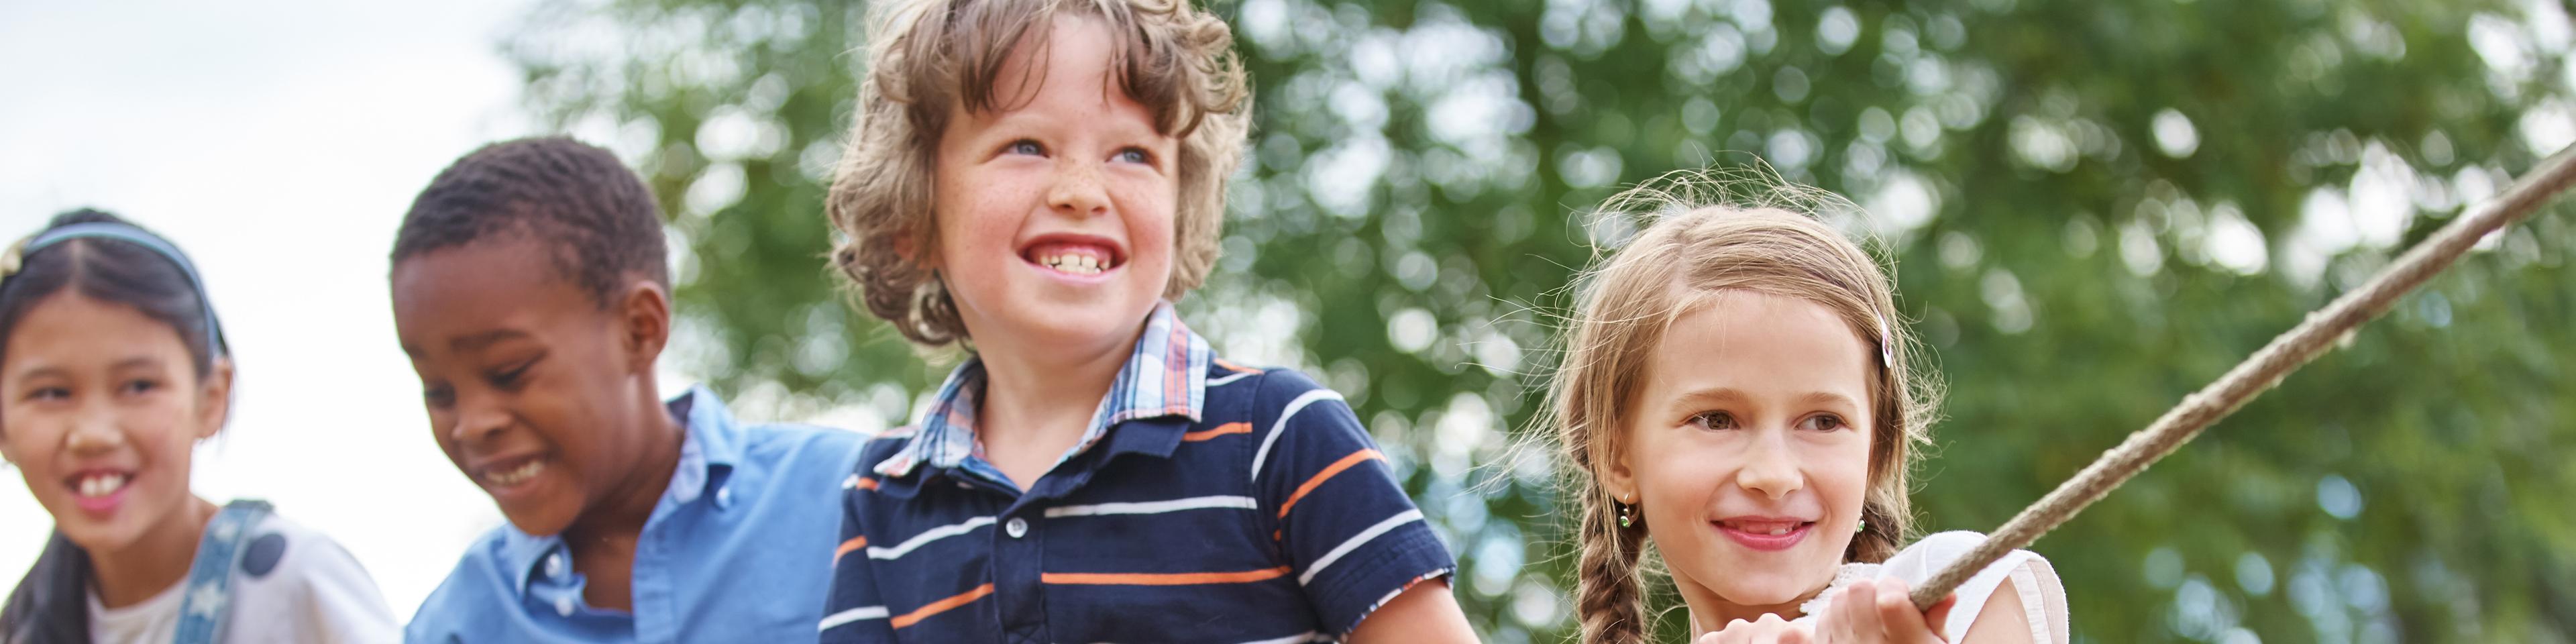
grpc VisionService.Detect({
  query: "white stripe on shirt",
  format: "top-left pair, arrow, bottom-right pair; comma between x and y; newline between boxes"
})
1206,370 -> 1258,388
1298,508 -> 1424,586
1249,389 -> 1344,482
817,605 -> 888,631
1043,496 -> 1260,517
866,516 -> 996,561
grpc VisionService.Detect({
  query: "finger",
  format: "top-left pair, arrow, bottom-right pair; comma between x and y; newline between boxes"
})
1921,593 -> 1961,638
1871,579 -> 1943,643
1831,578 -> 1879,641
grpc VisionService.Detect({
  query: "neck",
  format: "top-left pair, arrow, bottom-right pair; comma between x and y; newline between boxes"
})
564,387 -> 684,553
971,323 -> 1144,471
87,495 -> 219,608
1676,574 -> 1827,635
559,387 -> 684,612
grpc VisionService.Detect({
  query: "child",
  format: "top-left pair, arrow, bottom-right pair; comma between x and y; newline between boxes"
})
814,1 -> 1474,641
392,138 -> 867,641
1546,182 -> 2070,643
0,211 -> 398,643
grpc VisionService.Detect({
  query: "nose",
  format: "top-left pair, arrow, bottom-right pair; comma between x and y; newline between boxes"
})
1733,428 -> 1804,500
63,403 -> 125,455
1046,158 -> 1110,218
447,394 -> 511,447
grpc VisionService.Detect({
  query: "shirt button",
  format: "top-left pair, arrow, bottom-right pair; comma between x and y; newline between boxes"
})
555,594 -> 576,617
545,553 -> 565,578
1004,517 -> 1028,538
715,486 -> 733,507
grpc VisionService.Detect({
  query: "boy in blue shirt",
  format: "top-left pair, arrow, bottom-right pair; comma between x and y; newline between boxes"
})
391,137 -> 865,642
814,1 -> 1474,641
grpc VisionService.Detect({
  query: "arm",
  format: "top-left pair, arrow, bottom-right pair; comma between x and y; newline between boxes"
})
1344,578 -> 1477,644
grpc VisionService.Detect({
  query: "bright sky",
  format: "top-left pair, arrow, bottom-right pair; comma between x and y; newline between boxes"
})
0,0 -> 549,621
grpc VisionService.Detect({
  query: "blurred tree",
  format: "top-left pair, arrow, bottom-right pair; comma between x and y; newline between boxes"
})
505,0 -> 2576,640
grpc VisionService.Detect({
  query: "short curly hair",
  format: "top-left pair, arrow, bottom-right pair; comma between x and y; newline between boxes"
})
392,137 -> 669,307
826,0 -> 1252,347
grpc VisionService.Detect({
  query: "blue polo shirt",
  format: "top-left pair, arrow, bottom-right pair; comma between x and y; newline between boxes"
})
406,386 -> 865,643
818,304 -> 1456,643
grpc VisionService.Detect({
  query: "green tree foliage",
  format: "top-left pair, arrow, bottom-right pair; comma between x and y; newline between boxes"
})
505,0 -> 2576,639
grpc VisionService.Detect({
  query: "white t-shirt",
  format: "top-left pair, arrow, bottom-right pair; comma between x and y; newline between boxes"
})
1794,531 -> 2070,643
83,514 -> 396,644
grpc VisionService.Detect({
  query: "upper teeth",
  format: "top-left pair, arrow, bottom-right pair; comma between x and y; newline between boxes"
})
486,460 -> 545,486
76,474 -> 127,498
1041,254 -> 1106,274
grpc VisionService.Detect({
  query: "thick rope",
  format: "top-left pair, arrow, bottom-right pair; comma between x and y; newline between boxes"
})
1911,143 -> 2576,610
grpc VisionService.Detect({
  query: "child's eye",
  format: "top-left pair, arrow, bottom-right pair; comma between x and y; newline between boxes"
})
423,384 -> 455,409
1112,147 -> 1155,166
119,379 -> 161,396
1688,411 -> 1739,431
490,362 -> 535,388
25,386 -> 70,402
1005,140 -> 1046,156
1798,414 -> 1849,432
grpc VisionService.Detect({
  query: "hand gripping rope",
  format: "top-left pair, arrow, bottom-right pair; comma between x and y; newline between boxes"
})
1911,143 -> 2576,610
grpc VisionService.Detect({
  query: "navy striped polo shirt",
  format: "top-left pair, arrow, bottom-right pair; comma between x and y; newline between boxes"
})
817,305 -> 1454,643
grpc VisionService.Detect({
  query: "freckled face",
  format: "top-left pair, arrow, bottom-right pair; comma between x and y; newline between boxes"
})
928,15 -> 1181,357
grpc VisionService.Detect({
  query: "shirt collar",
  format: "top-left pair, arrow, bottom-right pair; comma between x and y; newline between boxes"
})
874,302 -> 1211,480
502,386 -> 743,596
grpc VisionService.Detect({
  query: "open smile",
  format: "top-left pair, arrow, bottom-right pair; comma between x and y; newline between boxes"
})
1018,233 -> 1126,278
1713,517 -> 1815,551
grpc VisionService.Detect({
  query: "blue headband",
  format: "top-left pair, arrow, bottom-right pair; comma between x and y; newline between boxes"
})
1,222 -> 226,356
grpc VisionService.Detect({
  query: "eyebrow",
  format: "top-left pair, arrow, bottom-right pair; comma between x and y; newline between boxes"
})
1667,387 -> 1865,413
449,329 -> 532,353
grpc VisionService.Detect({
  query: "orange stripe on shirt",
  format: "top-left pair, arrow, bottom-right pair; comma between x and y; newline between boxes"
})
1277,449 -> 1385,520
833,536 -> 868,562
1183,422 -> 1252,442
1040,567 -> 1291,586
852,477 -> 879,491
890,584 -> 994,629
1212,358 -> 1260,374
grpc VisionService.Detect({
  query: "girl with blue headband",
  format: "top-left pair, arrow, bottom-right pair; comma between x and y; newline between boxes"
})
0,211 -> 396,643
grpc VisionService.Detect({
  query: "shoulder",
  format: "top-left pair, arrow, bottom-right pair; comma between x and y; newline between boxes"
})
1880,531 -> 2069,644
227,513 -> 399,642
737,422 -> 873,478
405,523 -> 519,623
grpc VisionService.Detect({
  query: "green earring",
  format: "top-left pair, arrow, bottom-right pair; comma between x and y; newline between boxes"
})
1617,496 -> 1635,528
1856,519 -> 1867,534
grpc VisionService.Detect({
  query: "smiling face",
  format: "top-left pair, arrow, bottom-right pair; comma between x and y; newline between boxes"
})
391,235 -> 667,537
0,292 -> 226,555
1603,289 -> 1877,610
926,14 -> 1181,357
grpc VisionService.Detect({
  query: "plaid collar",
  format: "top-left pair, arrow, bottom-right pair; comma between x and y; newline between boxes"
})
873,303 -> 1211,482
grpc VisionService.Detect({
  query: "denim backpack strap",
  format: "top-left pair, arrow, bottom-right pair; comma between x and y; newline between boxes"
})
169,500 -> 273,644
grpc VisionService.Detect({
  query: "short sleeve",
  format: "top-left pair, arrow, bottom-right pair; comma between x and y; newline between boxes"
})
1876,531 -> 2070,644
237,518 -> 401,644
818,475 -> 898,643
1248,371 -> 1456,635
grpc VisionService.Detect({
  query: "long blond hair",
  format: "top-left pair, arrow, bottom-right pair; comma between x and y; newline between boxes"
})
1546,175 -> 1939,643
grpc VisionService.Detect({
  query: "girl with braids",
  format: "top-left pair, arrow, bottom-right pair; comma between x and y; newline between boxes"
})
1546,178 -> 2068,643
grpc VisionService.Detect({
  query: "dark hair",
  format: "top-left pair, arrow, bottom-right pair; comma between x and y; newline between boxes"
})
0,209 -> 229,378
392,137 -> 669,305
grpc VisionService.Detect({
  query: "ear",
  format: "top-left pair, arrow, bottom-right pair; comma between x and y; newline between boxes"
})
616,281 -> 673,374
1596,438 -> 1640,506
194,356 -> 234,441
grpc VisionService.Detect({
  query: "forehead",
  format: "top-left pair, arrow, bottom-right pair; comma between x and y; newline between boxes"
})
390,236 -> 596,351
1638,290 -> 1874,405
4,291 -> 194,369
968,14 -> 1167,128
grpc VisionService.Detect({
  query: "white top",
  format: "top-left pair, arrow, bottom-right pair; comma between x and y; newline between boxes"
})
84,513 -> 397,644
1794,531 -> 2070,643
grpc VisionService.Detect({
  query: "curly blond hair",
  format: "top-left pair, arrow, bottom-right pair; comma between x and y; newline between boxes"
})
1544,173 -> 1941,643
825,0 -> 1251,347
